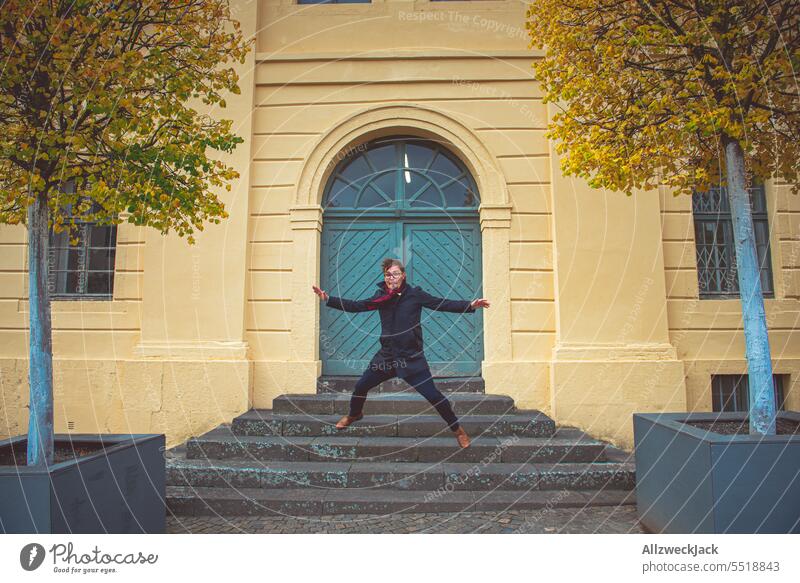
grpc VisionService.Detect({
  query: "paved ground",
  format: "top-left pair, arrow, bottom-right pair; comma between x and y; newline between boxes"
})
166,505 -> 646,534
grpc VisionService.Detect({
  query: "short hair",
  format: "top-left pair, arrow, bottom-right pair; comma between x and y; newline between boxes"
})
382,258 -> 405,273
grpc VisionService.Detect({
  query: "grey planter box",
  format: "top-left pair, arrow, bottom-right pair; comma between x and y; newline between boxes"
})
633,411 -> 800,533
0,434 -> 165,534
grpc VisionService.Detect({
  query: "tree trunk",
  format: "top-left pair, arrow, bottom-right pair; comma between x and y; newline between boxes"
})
26,192 -> 54,465
724,138 -> 777,435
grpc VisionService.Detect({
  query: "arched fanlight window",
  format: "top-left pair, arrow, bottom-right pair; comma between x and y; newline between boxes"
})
323,137 -> 479,212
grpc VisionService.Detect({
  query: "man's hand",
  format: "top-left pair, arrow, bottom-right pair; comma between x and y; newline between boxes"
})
312,285 -> 329,302
470,299 -> 490,309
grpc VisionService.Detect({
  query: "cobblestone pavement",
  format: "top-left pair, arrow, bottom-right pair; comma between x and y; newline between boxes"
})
166,506 -> 646,534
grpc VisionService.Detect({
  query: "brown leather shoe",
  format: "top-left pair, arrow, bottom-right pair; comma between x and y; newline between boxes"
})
453,426 -> 471,448
335,413 -> 363,430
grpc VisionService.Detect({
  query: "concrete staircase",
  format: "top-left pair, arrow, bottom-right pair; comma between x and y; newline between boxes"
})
165,391 -> 636,517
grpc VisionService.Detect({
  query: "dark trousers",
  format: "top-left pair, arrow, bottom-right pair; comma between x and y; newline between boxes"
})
348,365 -> 461,431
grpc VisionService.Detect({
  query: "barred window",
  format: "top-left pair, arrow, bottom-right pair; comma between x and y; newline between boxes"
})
711,374 -> 787,413
48,196 -> 117,300
692,184 -> 774,298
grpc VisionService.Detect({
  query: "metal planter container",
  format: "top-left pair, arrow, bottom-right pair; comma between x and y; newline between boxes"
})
633,411 -> 800,533
0,434 -> 165,534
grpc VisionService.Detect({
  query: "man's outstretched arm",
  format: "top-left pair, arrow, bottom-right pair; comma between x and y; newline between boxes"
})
417,288 -> 476,313
325,289 -> 384,313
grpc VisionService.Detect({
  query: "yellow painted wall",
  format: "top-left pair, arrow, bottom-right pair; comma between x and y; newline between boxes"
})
1,0 -> 797,452
0,0 -> 259,449
247,1 -> 555,419
659,183 -> 800,414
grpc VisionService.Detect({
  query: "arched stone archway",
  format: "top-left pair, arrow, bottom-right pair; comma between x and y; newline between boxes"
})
286,104 -> 512,392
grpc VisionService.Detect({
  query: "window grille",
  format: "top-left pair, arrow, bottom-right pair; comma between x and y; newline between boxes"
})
711,374 -> 786,413
692,184 -> 774,298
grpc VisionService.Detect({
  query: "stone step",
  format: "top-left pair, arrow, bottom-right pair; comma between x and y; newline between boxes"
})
272,393 -> 516,416
185,429 -> 608,464
166,485 -> 636,516
317,375 -> 485,394
167,455 -> 636,491
231,411 -> 555,438
164,426 -> 592,457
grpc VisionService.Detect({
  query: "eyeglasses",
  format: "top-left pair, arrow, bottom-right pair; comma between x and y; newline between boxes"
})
384,271 -> 403,279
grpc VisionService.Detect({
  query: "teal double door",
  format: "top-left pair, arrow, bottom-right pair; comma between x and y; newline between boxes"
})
320,220 -> 483,377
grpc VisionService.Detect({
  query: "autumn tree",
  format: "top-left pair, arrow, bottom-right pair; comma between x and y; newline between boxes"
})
0,0 -> 253,465
527,1 -> 800,434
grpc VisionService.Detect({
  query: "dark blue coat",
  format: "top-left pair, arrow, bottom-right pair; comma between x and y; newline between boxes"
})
325,280 -> 476,378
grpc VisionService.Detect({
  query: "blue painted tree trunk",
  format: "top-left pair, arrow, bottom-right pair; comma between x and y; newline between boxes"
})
724,139 -> 777,435
25,193 -> 54,465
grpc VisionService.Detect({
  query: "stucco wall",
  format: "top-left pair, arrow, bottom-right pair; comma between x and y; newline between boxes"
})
0,0 -> 259,449
659,183 -> 800,413
247,1 -> 555,416
1,0 -> 797,452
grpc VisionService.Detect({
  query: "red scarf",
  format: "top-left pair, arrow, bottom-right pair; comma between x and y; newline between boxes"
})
366,281 -> 406,310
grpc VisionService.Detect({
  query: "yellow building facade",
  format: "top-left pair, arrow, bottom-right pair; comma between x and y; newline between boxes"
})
1,0 -> 798,450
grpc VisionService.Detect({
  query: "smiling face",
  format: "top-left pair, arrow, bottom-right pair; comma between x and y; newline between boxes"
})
383,266 -> 405,291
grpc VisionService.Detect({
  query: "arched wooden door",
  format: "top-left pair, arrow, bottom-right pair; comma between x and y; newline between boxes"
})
320,136 -> 484,377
